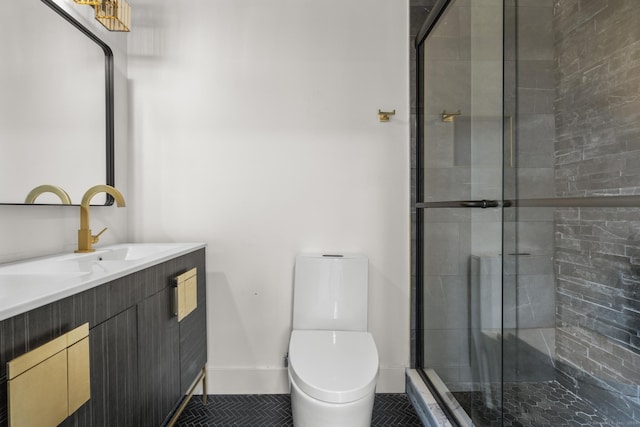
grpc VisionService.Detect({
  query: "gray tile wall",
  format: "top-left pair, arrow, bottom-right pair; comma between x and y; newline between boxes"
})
419,0 -> 477,387
506,1 -> 557,335
418,0 -> 506,388
553,0 -> 640,413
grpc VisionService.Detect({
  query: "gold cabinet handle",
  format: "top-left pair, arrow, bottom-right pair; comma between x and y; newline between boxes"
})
175,268 -> 198,321
7,323 -> 90,426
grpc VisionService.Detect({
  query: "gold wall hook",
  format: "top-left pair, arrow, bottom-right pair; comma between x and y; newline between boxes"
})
442,110 -> 461,123
378,109 -> 396,122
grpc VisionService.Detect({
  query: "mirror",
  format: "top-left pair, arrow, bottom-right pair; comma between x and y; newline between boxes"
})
0,0 -> 114,205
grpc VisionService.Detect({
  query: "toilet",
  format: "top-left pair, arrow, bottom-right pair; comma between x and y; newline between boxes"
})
288,253 -> 379,427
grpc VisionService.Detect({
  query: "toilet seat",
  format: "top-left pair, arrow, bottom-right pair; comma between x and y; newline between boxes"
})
288,330 -> 379,404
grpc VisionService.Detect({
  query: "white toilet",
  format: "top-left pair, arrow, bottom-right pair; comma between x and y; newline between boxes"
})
288,253 -> 379,427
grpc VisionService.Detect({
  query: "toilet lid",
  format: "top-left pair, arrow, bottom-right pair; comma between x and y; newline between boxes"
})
288,330 -> 379,404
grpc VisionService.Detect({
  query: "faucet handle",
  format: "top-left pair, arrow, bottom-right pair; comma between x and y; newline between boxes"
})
92,227 -> 108,244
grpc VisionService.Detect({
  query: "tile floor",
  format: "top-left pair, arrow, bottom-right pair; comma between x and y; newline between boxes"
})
175,393 -> 424,426
453,380 -> 637,427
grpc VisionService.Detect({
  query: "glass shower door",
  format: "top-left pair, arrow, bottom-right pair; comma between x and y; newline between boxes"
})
417,1 -> 640,425
416,0 -> 506,425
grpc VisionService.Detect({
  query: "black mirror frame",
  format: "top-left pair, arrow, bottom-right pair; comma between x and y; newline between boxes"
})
15,0 -> 115,206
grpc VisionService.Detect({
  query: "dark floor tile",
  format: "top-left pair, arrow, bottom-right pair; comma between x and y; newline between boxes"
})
453,381 -> 637,427
372,394 -> 424,426
176,393 -> 423,427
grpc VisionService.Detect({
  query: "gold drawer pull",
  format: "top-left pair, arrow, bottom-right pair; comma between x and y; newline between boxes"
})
175,268 -> 198,321
68,336 -> 91,414
7,323 -> 90,426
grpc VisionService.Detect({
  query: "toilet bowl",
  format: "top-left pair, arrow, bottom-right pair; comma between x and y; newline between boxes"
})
288,330 -> 379,427
288,254 -> 379,427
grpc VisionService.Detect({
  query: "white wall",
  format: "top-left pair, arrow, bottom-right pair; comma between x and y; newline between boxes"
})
128,0 -> 410,393
0,0 -> 129,264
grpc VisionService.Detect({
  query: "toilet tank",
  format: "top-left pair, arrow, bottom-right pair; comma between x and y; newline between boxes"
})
292,253 -> 368,331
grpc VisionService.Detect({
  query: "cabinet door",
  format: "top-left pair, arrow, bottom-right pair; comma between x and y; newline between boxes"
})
93,308 -> 139,427
61,306 -> 138,427
179,267 -> 207,394
137,287 -> 181,426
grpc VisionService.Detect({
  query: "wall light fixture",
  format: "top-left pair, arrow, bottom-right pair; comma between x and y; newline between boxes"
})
73,0 -> 131,32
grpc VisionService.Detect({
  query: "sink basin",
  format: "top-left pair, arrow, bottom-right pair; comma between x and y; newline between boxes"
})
0,242 -> 206,321
98,244 -> 179,261
68,244 -> 180,262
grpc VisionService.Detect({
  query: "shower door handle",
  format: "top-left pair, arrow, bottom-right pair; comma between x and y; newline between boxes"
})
459,200 -> 499,208
416,200 -> 500,209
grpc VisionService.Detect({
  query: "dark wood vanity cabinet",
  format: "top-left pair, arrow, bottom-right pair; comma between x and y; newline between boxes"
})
179,288 -> 207,395
138,286 -> 182,426
0,248 -> 207,427
70,307 -> 140,427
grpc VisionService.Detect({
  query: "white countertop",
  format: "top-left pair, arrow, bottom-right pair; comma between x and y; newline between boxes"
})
0,242 -> 206,321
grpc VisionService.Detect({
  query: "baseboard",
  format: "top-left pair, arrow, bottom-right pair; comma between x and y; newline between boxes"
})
207,367 -> 290,394
200,367 -> 407,395
405,369 -> 453,427
377,367 -> 407,393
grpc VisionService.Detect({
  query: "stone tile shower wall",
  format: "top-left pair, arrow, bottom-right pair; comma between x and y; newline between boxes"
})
507,0 -> 557,333
500,0 -> 558,383
553,0 -> 640,418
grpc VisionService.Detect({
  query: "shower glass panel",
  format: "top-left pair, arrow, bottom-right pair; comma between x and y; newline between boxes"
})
417,0 -> 640,425
417,0 -> 505,425
502,1 -> 640,425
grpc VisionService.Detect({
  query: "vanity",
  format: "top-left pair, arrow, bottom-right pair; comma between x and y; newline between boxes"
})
0,243 -> 207,427
1,1 -> 207,424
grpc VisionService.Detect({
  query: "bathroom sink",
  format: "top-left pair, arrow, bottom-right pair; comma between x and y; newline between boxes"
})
98,244 -> 179,261
68,243 -> 180,262
0,244 -> 189,277
0,242 -> 205,320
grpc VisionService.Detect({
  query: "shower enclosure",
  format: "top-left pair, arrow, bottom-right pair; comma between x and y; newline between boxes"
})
414,0 -> 640,425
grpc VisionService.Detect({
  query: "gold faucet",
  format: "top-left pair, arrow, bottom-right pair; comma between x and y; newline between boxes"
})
24,185 -> 72,204
76,185 -> 126,253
